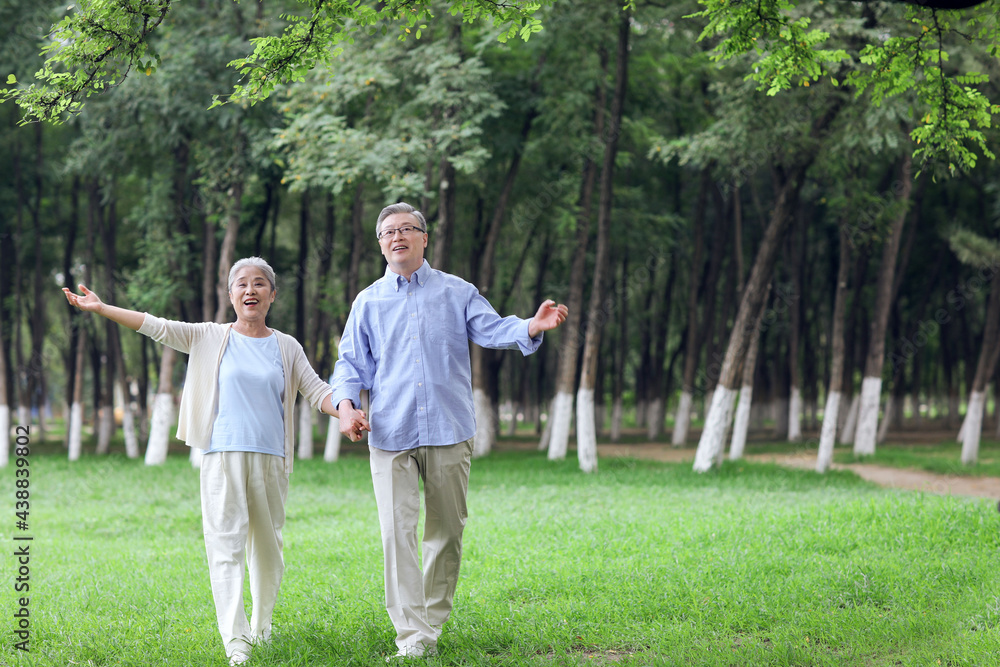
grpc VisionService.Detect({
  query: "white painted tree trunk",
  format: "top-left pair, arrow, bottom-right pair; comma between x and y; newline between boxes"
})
547,391 -> 573,460
671,390 -> 693,446
840,394 -> 860,445
693,385 -> 737,472
788,387 -> 802,442
96,406 -> 113,454
505,400 -> 518,437
610,397 -> 624,442
298,400 -> 313,459
853,377 -> 882,456
324,415 -> 341,462
877,395 -> 893,444
957,410 -> 968,444
646,397 -> 663,441
115,381 -> 140,459
0,405 -> 8,467
728,385 -> 754,461
144,393 -> 173,465
537,399 -> 553,452
961,390 -> 986,465
576,387 -> 598,473
473,388 -> 494,458
816,391 -> 841,473
17,405 -> 29,428
68,402 -> 84,461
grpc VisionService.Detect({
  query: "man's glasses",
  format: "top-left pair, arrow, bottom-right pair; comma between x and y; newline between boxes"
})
377,225 -> 426,241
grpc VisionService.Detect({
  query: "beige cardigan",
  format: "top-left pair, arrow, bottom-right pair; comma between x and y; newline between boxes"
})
138,314 -> 332,473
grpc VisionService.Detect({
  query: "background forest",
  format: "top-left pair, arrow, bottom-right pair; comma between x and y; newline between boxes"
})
3,0 -> 1000,471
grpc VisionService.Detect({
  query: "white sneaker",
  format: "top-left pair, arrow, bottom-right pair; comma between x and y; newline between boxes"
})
229,651 -> 250,666
386,644 -> 437,661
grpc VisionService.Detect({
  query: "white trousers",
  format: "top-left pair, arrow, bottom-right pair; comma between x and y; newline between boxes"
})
369,440 -> 473,654
200,451 -> 289,659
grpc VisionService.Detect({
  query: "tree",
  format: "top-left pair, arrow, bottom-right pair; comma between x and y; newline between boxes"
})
948,228 -> 1000,464
854,153 -> 913,456
2,0 -> 544,122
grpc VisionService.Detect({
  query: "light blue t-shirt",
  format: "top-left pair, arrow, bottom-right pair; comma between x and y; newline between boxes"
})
207,330 -> 285,456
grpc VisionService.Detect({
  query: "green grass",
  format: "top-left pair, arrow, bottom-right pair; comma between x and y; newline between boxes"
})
2,447 -> 999,666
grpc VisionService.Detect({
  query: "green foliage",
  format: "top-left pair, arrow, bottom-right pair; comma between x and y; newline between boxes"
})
947,226 -> 1000,268
273,30 -> 504,200
1,0 -> 169,122
690,0 -> 1000,174
1,0 -> 545,122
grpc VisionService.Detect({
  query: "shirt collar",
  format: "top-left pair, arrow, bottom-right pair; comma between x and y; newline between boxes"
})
385,259 -> 430,291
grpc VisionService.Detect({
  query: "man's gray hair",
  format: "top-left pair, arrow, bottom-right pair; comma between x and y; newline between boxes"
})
228,257 -> 277,293
376,202 -> 427,237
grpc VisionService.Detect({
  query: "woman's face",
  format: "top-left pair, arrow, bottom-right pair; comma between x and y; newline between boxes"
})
228,266 -> 276,324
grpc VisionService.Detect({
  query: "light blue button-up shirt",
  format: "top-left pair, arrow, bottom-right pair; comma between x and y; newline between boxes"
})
331,260 -> 542,451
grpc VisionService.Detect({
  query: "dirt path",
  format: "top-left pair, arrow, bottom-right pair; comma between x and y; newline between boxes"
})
593,443 -> 1000,500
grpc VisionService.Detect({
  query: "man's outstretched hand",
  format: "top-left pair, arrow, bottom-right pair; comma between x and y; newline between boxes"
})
528,300 -> 569,338
338,399 -> 372,442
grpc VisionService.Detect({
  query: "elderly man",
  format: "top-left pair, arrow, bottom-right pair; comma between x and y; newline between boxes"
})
332,202 -> 568,659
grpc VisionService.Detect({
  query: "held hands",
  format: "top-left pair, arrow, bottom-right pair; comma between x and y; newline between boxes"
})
338,399 -> 372,442
528,299 -> 569,338
62,284 -> 104,313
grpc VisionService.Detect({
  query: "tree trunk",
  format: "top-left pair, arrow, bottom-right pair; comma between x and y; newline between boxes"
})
472,92 -> 539,458
959,280 -> 1000,464
432,156 -> 456,273
817,225 -> 852,472
692,136 -> 833,471
647,259 -> 677,440
346,182 -> 365,309
145,346 -> 176,465
854,153 -> 913,456
67,327 -> 88,461
728,290 -> 768,461
296,190 -> 314,460
0,322 -> 9,467
787,212 -> 805,441
547,60 -> 602,461
324,414 -> 342,462
214,182 -> 242,323
577,11 -> 629,473
612,256 -> 628,442
671,170 -> 710,446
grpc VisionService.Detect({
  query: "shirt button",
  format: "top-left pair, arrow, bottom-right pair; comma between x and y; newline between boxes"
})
412,335 -> 417,339
411,313 -> 415,317
419,407 -> 425,411
418,382 -> 423,387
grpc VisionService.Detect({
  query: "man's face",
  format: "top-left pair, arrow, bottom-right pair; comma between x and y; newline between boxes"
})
379,212 -> 428,275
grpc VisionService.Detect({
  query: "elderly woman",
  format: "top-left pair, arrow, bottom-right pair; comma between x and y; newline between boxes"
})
63,257 -> 340,666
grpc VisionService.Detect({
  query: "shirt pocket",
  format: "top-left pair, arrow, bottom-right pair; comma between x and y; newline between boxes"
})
423,299 -> 468,345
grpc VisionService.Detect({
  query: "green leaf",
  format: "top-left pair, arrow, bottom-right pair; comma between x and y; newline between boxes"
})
6,74 -> 15,84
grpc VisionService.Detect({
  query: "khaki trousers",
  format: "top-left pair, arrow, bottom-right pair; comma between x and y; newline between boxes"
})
200,451 -> 289,659
369,440 -> 473,654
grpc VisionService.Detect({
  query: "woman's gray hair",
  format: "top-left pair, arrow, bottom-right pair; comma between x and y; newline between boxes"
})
376,202 -> 427,237
228,257 -> 277,293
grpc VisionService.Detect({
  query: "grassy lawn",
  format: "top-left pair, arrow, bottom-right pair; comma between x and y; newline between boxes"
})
2,441 -> 999,666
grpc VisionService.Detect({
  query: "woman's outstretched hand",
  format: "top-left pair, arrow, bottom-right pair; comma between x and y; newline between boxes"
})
62,284 -> 104,313
61,284 -> 145,331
